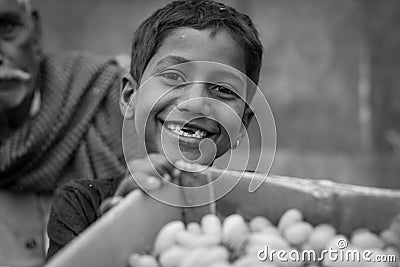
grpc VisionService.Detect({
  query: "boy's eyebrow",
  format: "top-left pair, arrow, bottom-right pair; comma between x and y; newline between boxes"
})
154,56 -> 191,72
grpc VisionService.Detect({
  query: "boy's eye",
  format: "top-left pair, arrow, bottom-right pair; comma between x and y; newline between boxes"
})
160,72 -> 185,82
211,84 -> 239,98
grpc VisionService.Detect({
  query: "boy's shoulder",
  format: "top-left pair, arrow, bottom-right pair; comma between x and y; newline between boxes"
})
47,175 -> 125,259
53,174 -> 125,219
54,174 -> 125,212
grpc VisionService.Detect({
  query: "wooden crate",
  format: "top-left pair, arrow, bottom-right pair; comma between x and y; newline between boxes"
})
45,175 -> 400,267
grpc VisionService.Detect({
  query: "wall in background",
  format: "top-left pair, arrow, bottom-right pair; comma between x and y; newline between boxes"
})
34,0 -> 400,187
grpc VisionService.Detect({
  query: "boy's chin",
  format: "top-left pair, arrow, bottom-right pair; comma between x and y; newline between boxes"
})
159,137 -> 219,166
164,149 -> 215,166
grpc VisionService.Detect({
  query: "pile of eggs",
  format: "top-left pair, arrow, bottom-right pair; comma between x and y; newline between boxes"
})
127,209 -> 400,267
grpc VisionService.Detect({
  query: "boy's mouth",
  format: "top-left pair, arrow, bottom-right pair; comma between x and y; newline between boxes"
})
166,122 -> 207,139
159,119 -> 218,140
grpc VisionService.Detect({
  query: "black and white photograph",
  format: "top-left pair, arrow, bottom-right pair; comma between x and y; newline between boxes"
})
0,0 -> 399,266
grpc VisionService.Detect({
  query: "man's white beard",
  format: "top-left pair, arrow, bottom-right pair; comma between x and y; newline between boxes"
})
0,83 -> 31,111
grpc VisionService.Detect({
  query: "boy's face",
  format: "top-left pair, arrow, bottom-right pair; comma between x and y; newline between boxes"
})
122,28 -> 253,165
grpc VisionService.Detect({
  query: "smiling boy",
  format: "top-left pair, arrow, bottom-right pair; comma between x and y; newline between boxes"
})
46,0 -> 263,259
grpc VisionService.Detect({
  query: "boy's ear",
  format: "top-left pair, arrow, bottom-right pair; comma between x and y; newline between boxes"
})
239,105 -> 254,139
120,73 -> 137,119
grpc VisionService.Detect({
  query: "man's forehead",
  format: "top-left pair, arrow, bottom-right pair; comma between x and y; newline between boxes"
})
0,0 -> 30,13
17,0 -> 30,11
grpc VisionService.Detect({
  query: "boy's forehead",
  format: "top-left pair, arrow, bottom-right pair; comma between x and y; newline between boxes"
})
152,28 -> 245,70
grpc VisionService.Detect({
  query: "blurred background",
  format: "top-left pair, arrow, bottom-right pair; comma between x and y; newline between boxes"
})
34,0 -> 399,189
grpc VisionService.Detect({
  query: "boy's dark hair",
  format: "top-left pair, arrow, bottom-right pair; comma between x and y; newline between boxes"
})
130,0 -> 263,85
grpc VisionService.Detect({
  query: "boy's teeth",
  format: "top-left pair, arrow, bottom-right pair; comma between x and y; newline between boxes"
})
165,122 -> 207,139
195,130 -> 206,138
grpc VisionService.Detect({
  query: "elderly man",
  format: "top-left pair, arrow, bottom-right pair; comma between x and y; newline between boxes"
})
0,0 -> 127,265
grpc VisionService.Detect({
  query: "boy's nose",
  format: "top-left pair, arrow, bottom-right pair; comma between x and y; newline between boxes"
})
176,83 -> 211,116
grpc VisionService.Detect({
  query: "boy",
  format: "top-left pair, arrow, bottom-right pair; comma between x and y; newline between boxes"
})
46,0 -> 263,259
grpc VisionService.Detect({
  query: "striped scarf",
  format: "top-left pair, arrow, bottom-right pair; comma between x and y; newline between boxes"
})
0,52 -> 126,193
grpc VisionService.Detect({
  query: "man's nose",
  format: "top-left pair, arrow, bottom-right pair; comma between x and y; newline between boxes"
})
176,83 -> 212,116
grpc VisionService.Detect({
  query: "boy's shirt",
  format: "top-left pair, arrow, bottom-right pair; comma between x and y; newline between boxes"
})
46,174 -> 124,259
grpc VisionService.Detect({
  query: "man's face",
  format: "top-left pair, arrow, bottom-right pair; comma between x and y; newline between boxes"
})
122,28 -> 253,165
0,0 -> 41,111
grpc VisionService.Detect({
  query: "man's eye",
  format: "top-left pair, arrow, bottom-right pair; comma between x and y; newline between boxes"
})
160,72 -> 185,82
0,22 -> 19,38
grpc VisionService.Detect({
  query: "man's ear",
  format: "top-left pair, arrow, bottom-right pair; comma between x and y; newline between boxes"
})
239,105 -> 254,139
31,10 -> 42,57
120,73 -> 137,119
